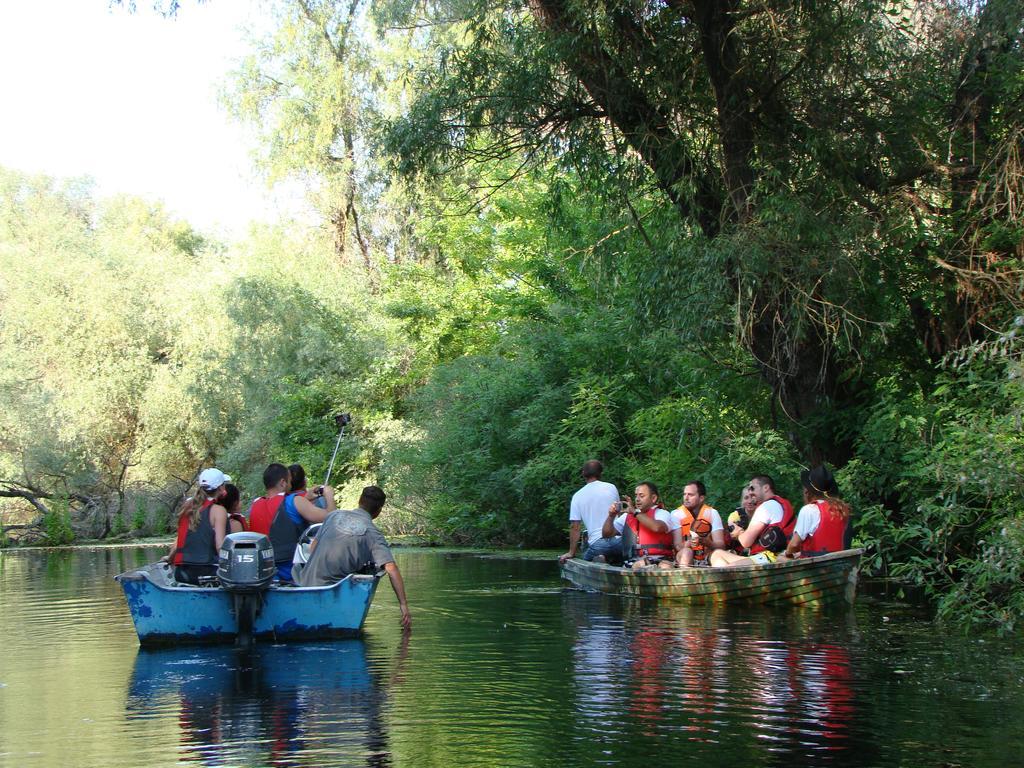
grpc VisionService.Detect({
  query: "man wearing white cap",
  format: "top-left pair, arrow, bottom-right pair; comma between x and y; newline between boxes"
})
167,467 -> 231,584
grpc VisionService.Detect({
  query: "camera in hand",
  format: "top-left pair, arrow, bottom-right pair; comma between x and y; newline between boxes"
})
617,501 -> 628,513
727,508 -> 750,532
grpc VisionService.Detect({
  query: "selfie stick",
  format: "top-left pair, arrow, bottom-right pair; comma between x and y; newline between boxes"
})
323,413 -> 351,488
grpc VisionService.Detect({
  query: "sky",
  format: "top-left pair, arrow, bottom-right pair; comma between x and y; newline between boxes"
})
0,1 -> 303,238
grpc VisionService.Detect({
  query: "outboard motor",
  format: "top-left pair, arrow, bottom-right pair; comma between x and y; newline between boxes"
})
218,532 -> 275,645
218,532 -> 275,591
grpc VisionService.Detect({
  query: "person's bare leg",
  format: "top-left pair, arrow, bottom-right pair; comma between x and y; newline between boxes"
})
677,545 -> 694,568
710,549 -> 754,568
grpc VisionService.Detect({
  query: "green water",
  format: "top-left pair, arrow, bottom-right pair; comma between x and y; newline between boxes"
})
0,547 -> 1021,767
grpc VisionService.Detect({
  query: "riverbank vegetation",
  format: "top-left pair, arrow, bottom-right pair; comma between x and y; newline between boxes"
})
2,0 -> 1022,630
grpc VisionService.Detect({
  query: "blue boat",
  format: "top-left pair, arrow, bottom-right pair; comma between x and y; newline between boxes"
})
115,561 -> 382,646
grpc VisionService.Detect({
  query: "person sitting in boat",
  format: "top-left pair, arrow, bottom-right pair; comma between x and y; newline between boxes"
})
167,467 -> 230,584
779,465 -> 851,560
248,462 -> 289,528
288,463 -> 329,510
559,459 -> 622,565
295,485 -> 412,630
725,485 -> 758,553
709,475 -> 795,567
672,481 -> 726,567
222,483 -> 247,533
249,463 -> 335,582
602,482 -> 681,569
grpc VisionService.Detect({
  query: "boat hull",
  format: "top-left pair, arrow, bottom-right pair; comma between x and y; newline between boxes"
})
560,548 -> 862,605
116,562 -> 382,646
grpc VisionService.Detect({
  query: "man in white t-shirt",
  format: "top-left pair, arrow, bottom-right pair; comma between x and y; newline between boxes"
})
559,460 -> 622,564
710,474 -> 791,567
672,481 -> 726,567
601,482 -> 681,569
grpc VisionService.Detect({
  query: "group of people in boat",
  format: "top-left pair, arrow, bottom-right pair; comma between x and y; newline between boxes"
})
558,460 -> 851,569
166,463 -> 411,629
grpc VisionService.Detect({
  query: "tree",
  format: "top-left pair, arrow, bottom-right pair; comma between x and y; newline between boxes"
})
224,0 -> 380,266
385,0 -> 1024,459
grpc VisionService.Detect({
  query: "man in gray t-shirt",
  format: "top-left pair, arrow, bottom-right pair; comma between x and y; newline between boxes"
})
299,508 -> 395,582
295,485 -> 411,630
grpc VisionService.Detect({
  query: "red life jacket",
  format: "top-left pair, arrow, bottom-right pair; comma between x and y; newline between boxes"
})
172,500 -> 215,566
228,512 -> 248,532
626,508 -> 675,557
249,494 -> 285,535
801,500 -> 848,557
749,495 -> 795,554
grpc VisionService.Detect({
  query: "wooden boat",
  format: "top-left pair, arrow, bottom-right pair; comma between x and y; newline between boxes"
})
115,561 -> 382,646
560,548 -> 863,605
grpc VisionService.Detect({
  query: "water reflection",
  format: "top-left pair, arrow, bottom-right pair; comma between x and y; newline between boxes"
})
126,637 -> 409,767
3,547 -> 1023,768
563,596 -> 868,765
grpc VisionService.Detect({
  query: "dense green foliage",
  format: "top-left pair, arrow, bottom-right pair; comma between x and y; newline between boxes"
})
846,331 -> 1024,630
3,1 -> 1023,629
0,169 -> 415,538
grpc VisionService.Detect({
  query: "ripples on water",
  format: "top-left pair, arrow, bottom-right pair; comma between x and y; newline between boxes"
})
1,547 -> 1023,767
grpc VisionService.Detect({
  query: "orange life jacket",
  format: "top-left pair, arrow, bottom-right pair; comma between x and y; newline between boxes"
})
674,504 -> 717,562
